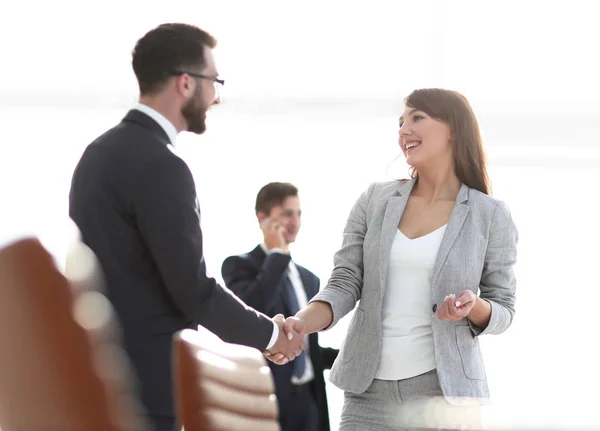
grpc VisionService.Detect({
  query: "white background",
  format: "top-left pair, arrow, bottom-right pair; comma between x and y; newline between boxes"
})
1,1 -> 599,428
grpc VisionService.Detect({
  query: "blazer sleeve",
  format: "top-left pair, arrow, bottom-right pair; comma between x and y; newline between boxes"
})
131,155 -> 273,350
221,252 -> 291,316
309,182 -> 376,329
470,200 -> 518,336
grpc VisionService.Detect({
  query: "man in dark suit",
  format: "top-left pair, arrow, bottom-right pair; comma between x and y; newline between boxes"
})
69,24 -> 304,431
221,182 -> 339,431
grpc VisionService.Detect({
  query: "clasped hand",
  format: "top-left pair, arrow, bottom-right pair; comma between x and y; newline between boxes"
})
263,314 -> 306,365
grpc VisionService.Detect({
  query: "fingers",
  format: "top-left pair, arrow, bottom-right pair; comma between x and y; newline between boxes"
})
285,348 -> 298,361
283,316 -> 306,339
437,295 -> 450,320
260,217 -> 288,250
454,290 -> 475,308
264,351 -> 289,365
446,294 -> 458,314
261,217 -> 283,232
269,315 -> 308,363
284,325 -> 306,359
446,294 -> 465,318
438,294 -> 470,321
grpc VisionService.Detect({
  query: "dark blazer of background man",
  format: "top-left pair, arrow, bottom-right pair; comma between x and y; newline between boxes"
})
221,182 -> 338,431
69,24 -> 302,431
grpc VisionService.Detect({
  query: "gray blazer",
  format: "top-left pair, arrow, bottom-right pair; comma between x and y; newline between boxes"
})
311,178 -> 518,403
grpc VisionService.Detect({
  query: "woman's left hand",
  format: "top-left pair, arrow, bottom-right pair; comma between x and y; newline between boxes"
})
437,290 -> 477,321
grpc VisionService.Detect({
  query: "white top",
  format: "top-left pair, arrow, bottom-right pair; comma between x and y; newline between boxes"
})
261,244 -> 315,384
376,225 -> 447,380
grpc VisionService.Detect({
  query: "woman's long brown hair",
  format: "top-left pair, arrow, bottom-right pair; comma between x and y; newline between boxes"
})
405,88 -> 491,195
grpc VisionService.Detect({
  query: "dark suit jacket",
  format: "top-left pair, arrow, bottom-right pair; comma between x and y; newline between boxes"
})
69,110 -> 274,419
222,246 -> 338,431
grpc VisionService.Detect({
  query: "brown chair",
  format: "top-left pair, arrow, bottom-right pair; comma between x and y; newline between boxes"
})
0,233 -> 148,431
173,327 -> 280,431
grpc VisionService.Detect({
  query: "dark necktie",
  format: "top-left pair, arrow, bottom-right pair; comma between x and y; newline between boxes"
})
284,275 -> 306,379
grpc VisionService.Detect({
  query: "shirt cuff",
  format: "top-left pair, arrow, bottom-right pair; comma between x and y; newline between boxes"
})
266,320 -> 280,350
266,248 -> 287,255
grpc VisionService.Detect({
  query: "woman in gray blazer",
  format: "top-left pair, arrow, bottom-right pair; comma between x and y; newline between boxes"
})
290,88 -> 518,430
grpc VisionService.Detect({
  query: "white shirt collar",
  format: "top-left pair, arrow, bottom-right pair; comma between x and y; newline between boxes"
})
259,243 -> 269,255
134,103 -> 178,146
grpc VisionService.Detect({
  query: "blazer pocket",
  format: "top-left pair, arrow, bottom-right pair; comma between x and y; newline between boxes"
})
337,308 -> 365,364
455,325 -> 486,381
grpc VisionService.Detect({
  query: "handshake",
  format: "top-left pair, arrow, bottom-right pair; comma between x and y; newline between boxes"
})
264,314 -> 307,365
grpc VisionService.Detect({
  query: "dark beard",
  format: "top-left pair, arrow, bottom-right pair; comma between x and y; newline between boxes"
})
181,89 -> 207,134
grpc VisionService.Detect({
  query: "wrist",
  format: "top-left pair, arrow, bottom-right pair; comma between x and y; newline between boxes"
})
267,247 -> 289,255
264,240 -> 289,253
297,301 -> 333,334
467,296 -> 491,322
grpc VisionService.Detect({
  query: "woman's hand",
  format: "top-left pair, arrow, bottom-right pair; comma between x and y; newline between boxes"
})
437,290 -> 477,321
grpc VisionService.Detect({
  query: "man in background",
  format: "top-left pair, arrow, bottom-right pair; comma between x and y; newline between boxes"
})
69,24 -> 303,431
222,182 -> 338,431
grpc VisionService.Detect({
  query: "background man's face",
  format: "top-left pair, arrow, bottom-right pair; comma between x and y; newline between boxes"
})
267,196 -> 301,244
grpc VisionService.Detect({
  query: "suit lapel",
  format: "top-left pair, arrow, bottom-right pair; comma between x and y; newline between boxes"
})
430,183 -> 470,289
378,179 -> 416,296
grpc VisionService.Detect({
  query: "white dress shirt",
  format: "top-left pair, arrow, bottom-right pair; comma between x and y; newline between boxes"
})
134,103 -> 178,146
133,103 -> 280,349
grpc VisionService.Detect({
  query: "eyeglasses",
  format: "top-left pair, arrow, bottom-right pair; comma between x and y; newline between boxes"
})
169,71 -> 225,86
169,71 -> 224,102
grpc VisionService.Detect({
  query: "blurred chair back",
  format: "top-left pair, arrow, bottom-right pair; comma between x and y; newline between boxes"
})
173,327 -> 280,431
0,233 -> 148,431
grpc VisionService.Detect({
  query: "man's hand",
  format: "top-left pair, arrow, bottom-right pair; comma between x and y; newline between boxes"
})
260,217 -> 289,253
437,290 -> 477,321
264,314 -> 306,365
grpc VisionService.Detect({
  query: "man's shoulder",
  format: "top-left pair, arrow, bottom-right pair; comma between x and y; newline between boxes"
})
81,118 -> 174,165
223,246 -> 263,267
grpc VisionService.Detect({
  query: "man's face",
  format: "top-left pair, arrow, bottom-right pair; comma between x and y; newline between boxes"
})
266,196 -> 302,244
181,45 -> 220,135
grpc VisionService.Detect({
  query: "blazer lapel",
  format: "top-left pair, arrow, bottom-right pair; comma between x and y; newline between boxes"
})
430,183 -> 470,288
378,179 -> 416,296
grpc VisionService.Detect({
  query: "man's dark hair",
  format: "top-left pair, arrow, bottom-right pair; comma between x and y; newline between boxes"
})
255,182 -> 299,215
132,23 -> 217,95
